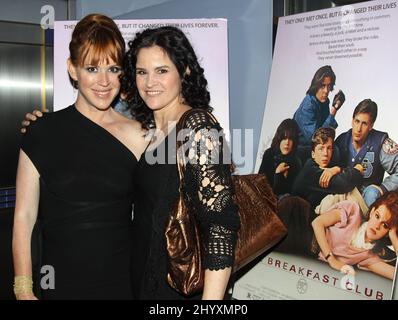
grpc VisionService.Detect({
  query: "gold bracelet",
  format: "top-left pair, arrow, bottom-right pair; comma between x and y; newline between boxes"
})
13,275 -> 33,297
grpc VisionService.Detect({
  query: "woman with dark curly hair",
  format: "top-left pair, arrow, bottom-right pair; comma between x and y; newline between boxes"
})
120,26 -> 240,300
121,26 -> 212,130
258,119 -> 301,197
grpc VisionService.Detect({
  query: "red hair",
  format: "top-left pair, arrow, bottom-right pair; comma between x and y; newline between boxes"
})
69,14 -> 125,68
368,191 -> 398,229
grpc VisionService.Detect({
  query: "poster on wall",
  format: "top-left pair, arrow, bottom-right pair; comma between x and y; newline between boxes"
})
234,0 -> 398,300
53,18 -> 230,133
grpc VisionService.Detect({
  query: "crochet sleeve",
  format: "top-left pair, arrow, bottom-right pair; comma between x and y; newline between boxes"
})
182,110 -> 240,271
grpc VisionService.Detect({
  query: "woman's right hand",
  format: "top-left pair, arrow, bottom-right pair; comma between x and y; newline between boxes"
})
388,226 -> 398,253
21,109 -> 43,133
275,162 -> 289,175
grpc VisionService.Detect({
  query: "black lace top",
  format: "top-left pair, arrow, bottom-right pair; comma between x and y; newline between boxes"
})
183,110 -> 240,270
131,109 -> 240,299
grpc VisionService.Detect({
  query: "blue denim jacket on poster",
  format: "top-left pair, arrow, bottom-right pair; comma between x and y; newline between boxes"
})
293,94 -> 338,147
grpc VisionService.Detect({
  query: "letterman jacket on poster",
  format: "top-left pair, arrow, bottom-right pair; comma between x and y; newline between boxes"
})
335,129 -> 398,193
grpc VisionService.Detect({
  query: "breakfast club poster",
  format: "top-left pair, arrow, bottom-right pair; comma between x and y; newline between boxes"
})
234,0 -> 398,300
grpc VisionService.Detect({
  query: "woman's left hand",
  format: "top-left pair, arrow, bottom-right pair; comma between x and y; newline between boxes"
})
389,227 -> 398,241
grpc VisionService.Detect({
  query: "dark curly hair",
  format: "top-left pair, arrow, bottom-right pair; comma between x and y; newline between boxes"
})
271,119 -> 300,154
120,26 -> 212,129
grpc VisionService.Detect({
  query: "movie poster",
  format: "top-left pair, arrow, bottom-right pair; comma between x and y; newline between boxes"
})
53,18 -> 230,133
234,0 -> 398,300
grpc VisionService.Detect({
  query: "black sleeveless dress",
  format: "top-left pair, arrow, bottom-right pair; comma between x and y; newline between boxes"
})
21,105 -> 137,299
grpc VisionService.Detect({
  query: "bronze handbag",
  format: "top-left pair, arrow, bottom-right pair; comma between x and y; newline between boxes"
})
165,110 -> 287,296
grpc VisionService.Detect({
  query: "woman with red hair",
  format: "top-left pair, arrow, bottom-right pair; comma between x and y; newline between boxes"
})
12,14 -> 147,300
312,191 -> 398,279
